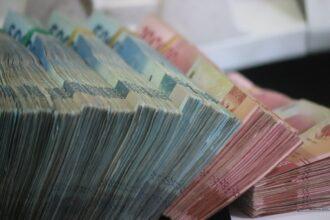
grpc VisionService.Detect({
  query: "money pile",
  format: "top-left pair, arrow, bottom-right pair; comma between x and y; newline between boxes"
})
4,9 -> 324,219
136,17 -> 329,219
86,12 -> 302,219
49,12 -> 242,219
237,99 -> 330,216
48,12 -> 241,219
229,74 -> 330,216
0,11 -> 240,219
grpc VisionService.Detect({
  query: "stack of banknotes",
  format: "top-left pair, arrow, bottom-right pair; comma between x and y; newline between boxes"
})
1,11 -> 241,219
2,9 -> 328,220
137,15 -> 306,219
228,73 -> 330,217
238,99 -> 330,216
137,15 -> 329,218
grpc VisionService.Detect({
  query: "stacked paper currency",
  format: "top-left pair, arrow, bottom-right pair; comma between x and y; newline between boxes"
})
137,13 -> 330,218
0,11 -> 241,219
85,12 -> 302,219
137,16 -> 329,218
238,100 -> 330,216
50,12 -> 243,219
48,12 -> 240,219
4,9 -> 327,220
228,73 -> 330,216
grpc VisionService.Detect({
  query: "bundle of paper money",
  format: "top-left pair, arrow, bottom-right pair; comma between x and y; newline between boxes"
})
49,12 -> 243,220
136,16 -> 330,219
82,13 -> 302,219
0,11 -> 241,219
237,99 -> 330,217
228,73 -> 330,216
6,9 -> 329,220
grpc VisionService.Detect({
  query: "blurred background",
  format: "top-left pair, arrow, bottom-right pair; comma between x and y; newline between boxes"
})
0,1 -> 329,118
1,0 -> 328,143
0,0 -> 329,150
2,0 -> 330,70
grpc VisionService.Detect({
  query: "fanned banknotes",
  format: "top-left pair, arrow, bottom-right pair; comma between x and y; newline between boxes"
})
198,73 -> 330,216
237,99 -> 330,216
135,15 -> 306,219
220,73 -> 330,216
48,11 -> 239,219
87,12 -> 302,219
4,9 -> 327,220
0,11 -> 239,220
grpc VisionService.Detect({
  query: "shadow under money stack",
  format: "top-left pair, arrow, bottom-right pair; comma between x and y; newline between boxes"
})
86,12 -> 302,219
0,11 -> 239,220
